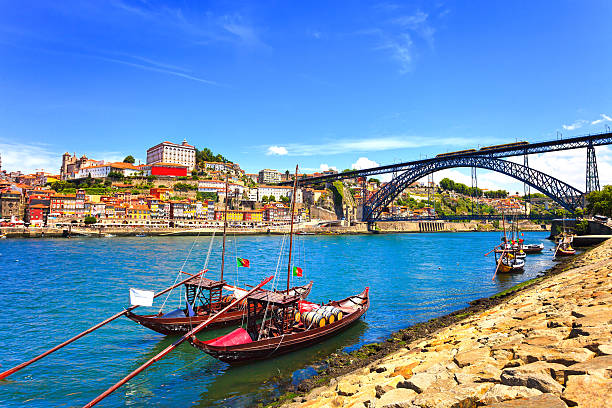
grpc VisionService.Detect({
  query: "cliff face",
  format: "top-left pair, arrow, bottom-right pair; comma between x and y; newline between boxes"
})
283,239 -> 612,408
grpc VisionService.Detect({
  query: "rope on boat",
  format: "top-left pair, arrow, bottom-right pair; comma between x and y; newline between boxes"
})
187,231 -> 217,330
257,233 -> 287,341
158,231 -> 201,314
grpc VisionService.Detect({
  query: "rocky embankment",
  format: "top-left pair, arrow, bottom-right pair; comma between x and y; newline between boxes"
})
283,239 -> 612,408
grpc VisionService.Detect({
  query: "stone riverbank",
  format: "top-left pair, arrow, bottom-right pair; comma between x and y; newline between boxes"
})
279,239 -> 612,408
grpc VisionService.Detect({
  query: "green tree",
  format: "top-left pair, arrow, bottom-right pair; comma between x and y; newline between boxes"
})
269,195 -> 276,202
280,196 -> 290,204
123,155 -> 135,164
585,185 -> 612,217
84,216 -> 97,225
574,219 -> 589,235
107,171 -> 123,180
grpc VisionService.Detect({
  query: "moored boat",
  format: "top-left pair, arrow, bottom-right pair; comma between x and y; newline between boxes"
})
188,287 -> 369,364
498,252 -> 525,273
522,243 -> 544,253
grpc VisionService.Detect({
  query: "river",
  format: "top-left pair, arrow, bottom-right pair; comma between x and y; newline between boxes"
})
0,231 -> 559,407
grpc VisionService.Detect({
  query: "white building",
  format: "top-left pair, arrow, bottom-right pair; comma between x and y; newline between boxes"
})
258,169 -> 282,184
146,140 -> 196,171
256,185 -> 303,203
198,179 -> 245,198
76,162 -> 141,178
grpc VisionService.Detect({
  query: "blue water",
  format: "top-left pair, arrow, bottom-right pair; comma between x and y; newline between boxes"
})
0,232 -> 559,407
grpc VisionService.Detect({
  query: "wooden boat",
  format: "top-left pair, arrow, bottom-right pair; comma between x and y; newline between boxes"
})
126,279 -> 312,335
554,231 -> 575,257
188,287 -> 369,364
522,243 -> 544,254
497,253 -> 525,273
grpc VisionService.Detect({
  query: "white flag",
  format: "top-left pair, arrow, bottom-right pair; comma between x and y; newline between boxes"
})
130,288 -> 154,306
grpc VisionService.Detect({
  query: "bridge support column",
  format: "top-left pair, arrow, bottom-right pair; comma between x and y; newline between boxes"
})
586,142 -> 600,194
523,153 -> 530,215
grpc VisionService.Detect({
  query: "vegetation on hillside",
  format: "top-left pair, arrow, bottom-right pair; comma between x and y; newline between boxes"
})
195,147 -> 230,167
585,185 -> 612,217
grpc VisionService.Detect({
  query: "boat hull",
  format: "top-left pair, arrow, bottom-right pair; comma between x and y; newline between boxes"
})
555,248 -> 576,257
189,288 -> 369,364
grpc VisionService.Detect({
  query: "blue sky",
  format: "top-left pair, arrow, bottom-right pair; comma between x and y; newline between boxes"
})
1,1 -> 611,191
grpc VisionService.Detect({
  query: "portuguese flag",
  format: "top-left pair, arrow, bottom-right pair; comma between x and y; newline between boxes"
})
292,266 -> 303,277
236,257 -> 250,268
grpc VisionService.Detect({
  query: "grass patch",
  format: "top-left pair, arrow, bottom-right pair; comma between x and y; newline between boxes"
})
491,277 -> 544,298
454,311 -> 474,319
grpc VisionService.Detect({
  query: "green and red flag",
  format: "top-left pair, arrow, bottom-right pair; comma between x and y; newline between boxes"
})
292,266 -> 303,277
237,257 -> 250,268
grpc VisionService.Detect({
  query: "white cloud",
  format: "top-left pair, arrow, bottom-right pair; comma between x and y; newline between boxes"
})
318,163 -> 338,172
591,113 -> 612,125
351,157 -> 380,170
266,145 -> 288,156
262,135 -> 476,156
0,140 -> 61,174
367,8 -> 436,73
562,119 -> 588,131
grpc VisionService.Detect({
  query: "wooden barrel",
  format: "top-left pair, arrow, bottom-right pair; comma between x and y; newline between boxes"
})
302,311 -> 326,328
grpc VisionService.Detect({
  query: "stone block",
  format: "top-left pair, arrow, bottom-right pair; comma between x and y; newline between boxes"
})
479,384 -> 542,405
562,374 -> 612,408
481,393 -> 568,407
376,388 -> 418,408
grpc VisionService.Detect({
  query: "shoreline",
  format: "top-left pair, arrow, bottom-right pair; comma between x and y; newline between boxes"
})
0,221 -> 549,238
263,240 -> 610,407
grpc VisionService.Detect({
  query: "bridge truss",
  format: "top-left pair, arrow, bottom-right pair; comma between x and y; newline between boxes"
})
363,156 -> 583,222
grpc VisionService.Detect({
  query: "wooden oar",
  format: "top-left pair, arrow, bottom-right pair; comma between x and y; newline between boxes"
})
491,250 -> 507,281
0,270 -> 206,380
553,240 -> 562,258
83,275 -> 273,408
484,244 -> 502,257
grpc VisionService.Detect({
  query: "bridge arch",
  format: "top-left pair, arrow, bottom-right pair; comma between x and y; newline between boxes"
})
363,156 -> 583,222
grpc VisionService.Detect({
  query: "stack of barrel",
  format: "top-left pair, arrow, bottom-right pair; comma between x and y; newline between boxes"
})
298,305 -> 343,328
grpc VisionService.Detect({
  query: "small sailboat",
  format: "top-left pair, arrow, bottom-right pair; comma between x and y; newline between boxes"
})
491,215 -> 525,278
188,165 -> 369,363
554,233 -> 575,257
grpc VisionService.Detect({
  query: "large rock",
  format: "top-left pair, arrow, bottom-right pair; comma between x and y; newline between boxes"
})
513,344 -> 595,365
397,373 -> 450,394
565,355 -> 612,378
336,380 -> 359,396
479,384 -> 542,405
562,374 -> 612,407
411,390 -> 477,408
376,388 -> 418,408
500,370 -> 563,395
481,393 -> 568,407
454,347 -> 491,368
500,361 -> 566,385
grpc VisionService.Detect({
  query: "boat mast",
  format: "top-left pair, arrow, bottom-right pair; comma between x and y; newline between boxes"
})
220,173 -> 229,282
287,165 -> 299,292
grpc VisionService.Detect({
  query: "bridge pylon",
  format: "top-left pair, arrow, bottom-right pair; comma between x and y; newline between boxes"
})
586,141 -> 600,194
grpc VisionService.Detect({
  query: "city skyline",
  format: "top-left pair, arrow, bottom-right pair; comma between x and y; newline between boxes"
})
1,1 -> 612,192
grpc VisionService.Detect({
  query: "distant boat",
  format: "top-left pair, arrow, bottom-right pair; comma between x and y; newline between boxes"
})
522,243 -> 544,254
135,233 -> 147,237
103,234 -> 115,238
0,233 -> 6,239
